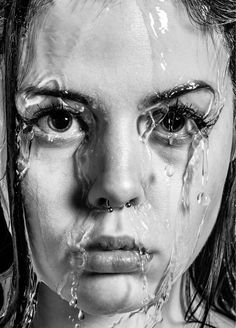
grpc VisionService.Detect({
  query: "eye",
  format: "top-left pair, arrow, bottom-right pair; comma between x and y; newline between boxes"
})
47,111 -> 72,132
160,110 -> 186,133
33,108 -> 86,144
37,110 -> 81,136
148,104 -> 202,146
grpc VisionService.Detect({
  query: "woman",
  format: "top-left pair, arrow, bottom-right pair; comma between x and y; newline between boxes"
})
0,0 -> 235,327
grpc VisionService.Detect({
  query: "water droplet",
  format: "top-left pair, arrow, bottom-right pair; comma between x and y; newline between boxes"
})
197,192 -> 211,207
69,299 -> 76,307
47,134 -> 55,143
69,272 -> 79,309
78,309 -> 84,320
165,164 -> 174,177
168,133 -> 173,145
75,104 -> 85,112
181,132 -> 203,213
200,137 -> 209,186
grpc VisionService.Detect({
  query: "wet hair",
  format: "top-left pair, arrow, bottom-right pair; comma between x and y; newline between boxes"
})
0,1 -> 235,327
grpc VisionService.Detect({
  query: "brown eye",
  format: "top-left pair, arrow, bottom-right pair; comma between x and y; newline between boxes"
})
47,111 -> 72,132
161,111 -> 186,133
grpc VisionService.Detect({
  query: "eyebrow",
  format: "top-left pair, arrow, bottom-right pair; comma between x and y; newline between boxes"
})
21,86 -> 97,107
140,80 -> 215,109
21,80 -> 214,110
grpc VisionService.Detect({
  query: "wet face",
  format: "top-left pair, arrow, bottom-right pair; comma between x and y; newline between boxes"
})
16,0 -> 233,315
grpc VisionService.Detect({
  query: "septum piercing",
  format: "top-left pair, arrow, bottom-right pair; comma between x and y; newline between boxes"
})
106,200 -> 132,212
106,200 -> 113,213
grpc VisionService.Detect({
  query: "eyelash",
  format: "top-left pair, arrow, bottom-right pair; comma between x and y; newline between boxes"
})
151,101 -> 214,131
20,100 -> 216,148
24,103 -> 84,126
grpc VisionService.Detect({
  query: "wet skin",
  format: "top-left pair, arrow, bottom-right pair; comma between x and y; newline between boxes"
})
16,0 -> 233,323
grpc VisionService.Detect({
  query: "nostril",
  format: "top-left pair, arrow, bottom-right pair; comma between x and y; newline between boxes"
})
96,198 -> 109,209
126,198 -> 138,207
96,197 -> 137,210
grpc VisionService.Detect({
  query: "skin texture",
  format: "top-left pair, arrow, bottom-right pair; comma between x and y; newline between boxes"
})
15,0 -> 233,327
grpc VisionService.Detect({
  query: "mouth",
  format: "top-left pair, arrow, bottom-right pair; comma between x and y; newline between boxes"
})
69,235 -> 152,274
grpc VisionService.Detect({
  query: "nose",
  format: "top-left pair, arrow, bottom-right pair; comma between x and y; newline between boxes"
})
87,119 -> 145,209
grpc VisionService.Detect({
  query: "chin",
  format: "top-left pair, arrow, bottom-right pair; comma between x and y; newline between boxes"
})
78,299 -> 141,316
60,272 -> 150,315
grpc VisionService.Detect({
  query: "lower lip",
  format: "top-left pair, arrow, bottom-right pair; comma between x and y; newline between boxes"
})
70,250 -> 152,273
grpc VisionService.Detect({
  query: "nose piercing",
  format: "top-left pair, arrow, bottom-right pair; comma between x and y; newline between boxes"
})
106,200 -> 113,213
105,200 -> 132,212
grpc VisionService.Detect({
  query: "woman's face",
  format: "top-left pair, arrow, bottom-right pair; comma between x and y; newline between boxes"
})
15,0 -> 233,315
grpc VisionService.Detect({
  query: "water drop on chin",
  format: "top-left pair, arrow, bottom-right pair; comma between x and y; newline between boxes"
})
165,164 -> 174,177
197,192 -> 211,206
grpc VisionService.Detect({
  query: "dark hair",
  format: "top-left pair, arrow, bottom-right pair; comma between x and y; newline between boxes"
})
0,1 -> 235,327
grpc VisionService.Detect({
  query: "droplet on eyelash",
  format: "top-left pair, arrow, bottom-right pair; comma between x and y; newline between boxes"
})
197,192 -> 211,207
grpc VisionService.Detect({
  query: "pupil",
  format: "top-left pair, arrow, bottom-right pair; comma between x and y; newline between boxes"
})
48,112 -> 72,132
162,111 -> 185,132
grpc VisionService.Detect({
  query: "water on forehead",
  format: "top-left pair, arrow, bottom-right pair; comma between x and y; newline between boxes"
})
24,0 -> 222,94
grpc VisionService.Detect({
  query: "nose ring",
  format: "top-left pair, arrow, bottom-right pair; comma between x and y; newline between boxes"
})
106,200 -> 113,213
125,202 -> 131,208
105,200 -> 132,212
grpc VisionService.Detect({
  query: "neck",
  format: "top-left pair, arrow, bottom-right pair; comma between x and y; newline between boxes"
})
32,279 -> 187,328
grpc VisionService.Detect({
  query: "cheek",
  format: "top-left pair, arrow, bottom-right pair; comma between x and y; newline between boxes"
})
20,145 -> 78,271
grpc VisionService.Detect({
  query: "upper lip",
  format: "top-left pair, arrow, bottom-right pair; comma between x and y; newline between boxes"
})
84,235 -> 147,253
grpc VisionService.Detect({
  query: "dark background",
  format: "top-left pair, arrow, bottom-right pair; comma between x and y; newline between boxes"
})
0,206 -> 13,310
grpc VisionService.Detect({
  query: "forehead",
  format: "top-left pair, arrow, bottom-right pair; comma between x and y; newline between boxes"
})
19,0 -> 228,96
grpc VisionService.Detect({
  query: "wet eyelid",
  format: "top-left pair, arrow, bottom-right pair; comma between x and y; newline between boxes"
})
15,91 -> 88,117
177,89 -> 216,116
141,88 -> 216,115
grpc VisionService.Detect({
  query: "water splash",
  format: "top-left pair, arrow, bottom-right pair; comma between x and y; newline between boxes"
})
16,124 -> 34,180
200,135 -> 209,186
136,0 -> 169,79
181,132 -> 202,213
139,247 -> 151,309
68,272 -> 85,328
141,111 -> 156,144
